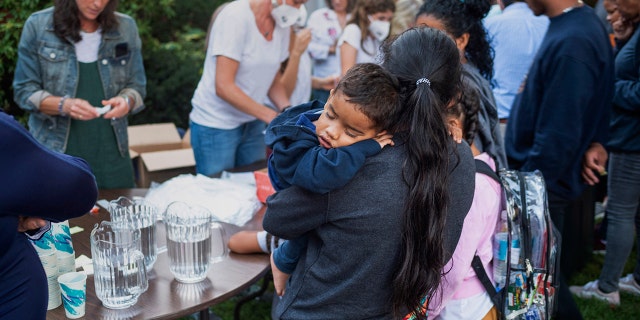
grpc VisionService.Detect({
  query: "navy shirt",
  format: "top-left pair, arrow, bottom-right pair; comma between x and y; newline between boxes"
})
609,26 -> 640,152
0,111 -> 97,319
505,6 -> 614,200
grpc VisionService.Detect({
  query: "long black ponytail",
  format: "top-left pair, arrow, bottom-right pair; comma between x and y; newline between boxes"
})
381,27 -> 462,319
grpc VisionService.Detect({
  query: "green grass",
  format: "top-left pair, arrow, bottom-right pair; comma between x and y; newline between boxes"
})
570,250 -> 640,320
178,278 -> 274,320
180,246 -> 639,320
189,251 -> 640,320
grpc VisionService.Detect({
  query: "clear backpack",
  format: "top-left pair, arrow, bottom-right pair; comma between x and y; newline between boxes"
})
474,161 -> 561,320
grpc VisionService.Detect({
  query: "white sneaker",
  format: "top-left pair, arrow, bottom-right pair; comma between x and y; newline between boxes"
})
569,280 -> 620,306
619,274 -> 640,295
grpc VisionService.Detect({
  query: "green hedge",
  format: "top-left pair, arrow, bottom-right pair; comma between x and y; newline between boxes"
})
0,0 -> 226,130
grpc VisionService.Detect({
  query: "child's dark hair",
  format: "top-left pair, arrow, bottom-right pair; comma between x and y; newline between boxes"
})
381,26 -> 461,319
347,0 -> 396,55
335,63 -> 401,130
446,76 -> 481,145
416,0 -> 494,80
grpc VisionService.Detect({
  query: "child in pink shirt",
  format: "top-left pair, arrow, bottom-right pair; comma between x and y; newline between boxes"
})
429,78 -> 502,320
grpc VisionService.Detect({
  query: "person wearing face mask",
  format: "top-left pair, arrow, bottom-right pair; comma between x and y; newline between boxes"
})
189,0 -> 307,177
306,0 -> 354,103
338,0 -> 395,76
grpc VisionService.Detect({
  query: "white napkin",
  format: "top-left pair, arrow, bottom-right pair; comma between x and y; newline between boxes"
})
144,174 -> 262,226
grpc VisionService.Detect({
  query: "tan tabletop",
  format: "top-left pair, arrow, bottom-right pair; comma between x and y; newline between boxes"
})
46,188 -> 269,320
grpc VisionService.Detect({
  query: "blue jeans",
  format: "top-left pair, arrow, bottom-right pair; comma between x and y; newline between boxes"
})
190,120 -> 267,176
598,152 -> 640,292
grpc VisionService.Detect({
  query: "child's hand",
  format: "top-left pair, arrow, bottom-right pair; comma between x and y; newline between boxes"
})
374,132 -> 394,148
270,253 -> 290,296
448,124 -> 463,143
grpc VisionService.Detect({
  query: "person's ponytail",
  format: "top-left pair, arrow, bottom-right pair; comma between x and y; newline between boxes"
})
382,27 -> 462,319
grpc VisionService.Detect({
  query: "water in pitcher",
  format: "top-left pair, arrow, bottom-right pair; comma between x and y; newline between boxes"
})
91,221 -> 148,309
94,258 -> 146,309
167,230 -> 211,283
139,223 -> 157,270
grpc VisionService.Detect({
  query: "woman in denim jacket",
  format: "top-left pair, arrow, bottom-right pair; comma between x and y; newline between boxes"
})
13,0 -> 146,189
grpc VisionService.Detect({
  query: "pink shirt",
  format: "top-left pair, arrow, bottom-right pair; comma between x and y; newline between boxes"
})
429,153 -> 502,319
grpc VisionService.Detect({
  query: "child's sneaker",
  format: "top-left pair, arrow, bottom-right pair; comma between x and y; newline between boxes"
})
570,280 -> 620,306
619,274 -> 640,295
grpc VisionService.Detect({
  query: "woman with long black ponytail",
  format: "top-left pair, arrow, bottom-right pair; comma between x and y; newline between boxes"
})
381,27 -> 475,319
263,26 -> 475,320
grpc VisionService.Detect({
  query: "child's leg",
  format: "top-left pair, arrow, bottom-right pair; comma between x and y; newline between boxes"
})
271,235 -> 308,296
229,230 -> 283,254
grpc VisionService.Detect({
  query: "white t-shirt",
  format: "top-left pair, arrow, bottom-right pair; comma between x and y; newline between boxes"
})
190,0 -> 290,129
338,23 -> 381,65
75,29 -> 102,63
265,50 -> 312,109
290,51 -> 312,106
306,8 -> 348,78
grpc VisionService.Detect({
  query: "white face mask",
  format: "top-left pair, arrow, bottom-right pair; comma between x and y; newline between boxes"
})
294,4 -> 308,30
271,0 -> 302,29
368,16 -> 390,41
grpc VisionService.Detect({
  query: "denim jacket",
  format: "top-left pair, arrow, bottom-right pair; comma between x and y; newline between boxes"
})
13,7 -> 146,155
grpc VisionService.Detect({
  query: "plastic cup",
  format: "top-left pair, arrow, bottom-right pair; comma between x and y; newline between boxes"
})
46,270 -> 62,310
57,251 -> 76,275
58,272 -> 87,319
38,249 -> 58,269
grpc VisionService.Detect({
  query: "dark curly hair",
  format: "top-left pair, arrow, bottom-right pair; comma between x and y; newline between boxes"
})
446,75 -> 480,145
53,0 -> 120,43
416,0 -> 494,80
335,63 -> 401,131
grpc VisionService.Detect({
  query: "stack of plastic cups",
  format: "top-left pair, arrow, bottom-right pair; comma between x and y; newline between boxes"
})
33,236 -> 62,309
53,221 -> 76,275
31,220 -> 76,310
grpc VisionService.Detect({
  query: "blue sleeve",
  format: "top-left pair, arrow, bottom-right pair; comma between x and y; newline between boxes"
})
613,76 -> 640,113
272,235 -> 309,274
272,136 -> 382,194
0,112 -> 98,221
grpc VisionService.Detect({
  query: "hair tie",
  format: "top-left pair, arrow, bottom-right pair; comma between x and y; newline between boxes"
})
416,77 -> 431,87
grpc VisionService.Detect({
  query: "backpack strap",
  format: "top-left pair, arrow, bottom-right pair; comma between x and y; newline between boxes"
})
473,159 -> 504,313
475,159 -> 500,183
471,254 -> 503,311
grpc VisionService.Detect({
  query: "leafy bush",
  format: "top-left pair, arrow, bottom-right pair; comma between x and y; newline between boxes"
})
1,0 -> 225,129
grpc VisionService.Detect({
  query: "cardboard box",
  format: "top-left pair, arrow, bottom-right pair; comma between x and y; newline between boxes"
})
136,148 -> 196,188
127,123 -> 195,187
128,123 -> 184,154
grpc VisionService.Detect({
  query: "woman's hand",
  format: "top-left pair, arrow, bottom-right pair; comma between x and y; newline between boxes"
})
291,28 -> 312,57
64,98 -> 100,120
582,142 -> 608,185
102,95 -> 131,119
17,216 -> 47,233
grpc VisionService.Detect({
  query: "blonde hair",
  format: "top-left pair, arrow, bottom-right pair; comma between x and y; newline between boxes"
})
390,0 -> 423,36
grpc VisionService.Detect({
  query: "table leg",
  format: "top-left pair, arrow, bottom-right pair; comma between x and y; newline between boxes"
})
233,273 -> 272,320
199,308 -> 210,320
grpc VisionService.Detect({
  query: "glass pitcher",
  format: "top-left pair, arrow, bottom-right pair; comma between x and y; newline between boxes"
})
109,196 -> 158,271
91,221 -> 148,309
164,201 -> 227,283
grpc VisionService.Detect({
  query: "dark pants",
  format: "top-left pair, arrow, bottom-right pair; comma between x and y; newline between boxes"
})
548,191 -> 588,320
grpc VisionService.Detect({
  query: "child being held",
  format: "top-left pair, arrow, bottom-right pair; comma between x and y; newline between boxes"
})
266,63 -> 400,295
